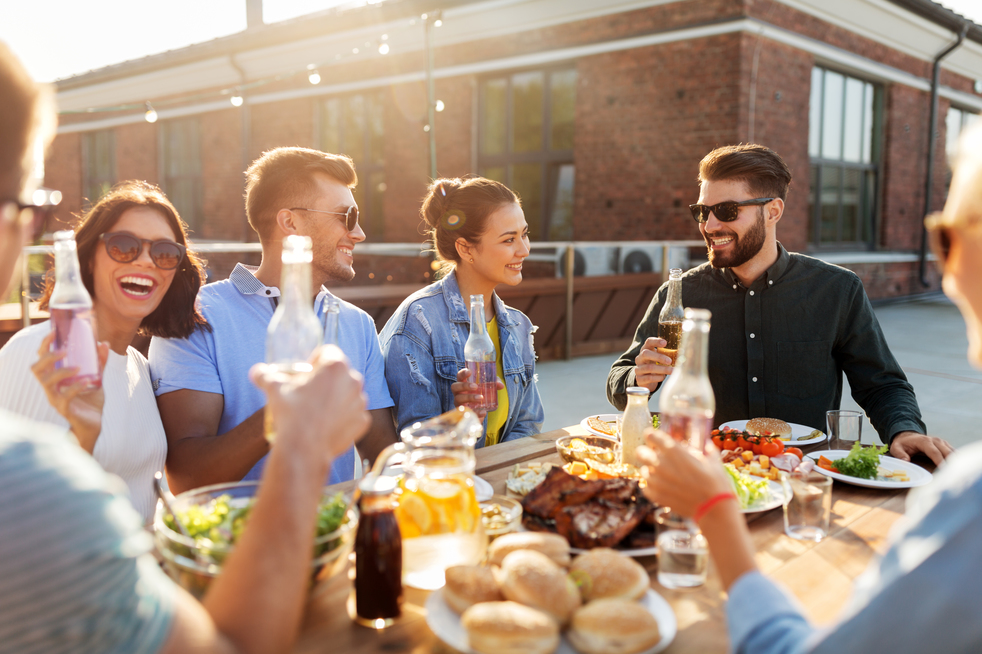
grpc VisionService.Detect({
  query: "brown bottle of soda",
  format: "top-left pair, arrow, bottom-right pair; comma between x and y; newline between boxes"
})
352,475 -> 403,629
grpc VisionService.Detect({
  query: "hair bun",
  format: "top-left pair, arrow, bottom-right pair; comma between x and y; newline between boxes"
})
423,178 -> 462,227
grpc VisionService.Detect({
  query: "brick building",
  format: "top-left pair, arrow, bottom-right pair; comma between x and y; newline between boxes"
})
44,0 -> 982,298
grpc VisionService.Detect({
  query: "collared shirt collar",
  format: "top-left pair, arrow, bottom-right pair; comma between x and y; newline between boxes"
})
719,242 -> 791,291
229,263 -> 280,298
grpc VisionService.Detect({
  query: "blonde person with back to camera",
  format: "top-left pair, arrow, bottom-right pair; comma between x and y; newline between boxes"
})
635,123 -> 982,654
380,177 -> 544,446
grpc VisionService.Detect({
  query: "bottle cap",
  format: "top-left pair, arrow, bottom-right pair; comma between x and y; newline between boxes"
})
626,387 -> 649,396
358,474 -> 398,496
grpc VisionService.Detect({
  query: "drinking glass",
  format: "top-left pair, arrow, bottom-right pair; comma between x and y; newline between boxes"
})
655,508 -> 708,588
781,471 -> 832,542
826,410 -> 863,450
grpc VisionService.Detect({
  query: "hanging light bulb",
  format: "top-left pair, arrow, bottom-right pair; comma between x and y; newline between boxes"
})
352,47 -> 359,54
381,33 -> 388,41
144,101 -> 158,123
423,124 -> 431,132
435,100 -> 445,112
308,69 -> 321,84
230,94 -> 244,107
378,42 -> 390,55
434,18 -> 443,27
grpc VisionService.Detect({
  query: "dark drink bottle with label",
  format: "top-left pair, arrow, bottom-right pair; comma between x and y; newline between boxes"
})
657,268 -> 684,366
464,294 -> 498,412
353,475 -> 403,629
49,230 -> 101,390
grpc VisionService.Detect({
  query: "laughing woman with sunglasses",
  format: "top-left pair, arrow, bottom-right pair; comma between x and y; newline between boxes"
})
0,181 -> 207,522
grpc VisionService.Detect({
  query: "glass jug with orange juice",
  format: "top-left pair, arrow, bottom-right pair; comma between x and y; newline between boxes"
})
371,407 -> 487,590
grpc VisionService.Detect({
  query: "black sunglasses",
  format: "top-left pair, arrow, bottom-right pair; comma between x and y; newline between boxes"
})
99,232 -> 186,270
289,205 -> 359,232
2,188 -> 63,241
688,197 -> 776,224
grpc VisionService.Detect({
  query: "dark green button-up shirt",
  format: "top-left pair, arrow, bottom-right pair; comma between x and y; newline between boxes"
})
606,244 -> 925,444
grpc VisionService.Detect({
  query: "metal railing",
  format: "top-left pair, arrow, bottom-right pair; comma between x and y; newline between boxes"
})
17,239 -> 705,359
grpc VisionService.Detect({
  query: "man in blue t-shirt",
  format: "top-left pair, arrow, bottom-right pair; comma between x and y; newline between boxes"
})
149,147 -> 398,493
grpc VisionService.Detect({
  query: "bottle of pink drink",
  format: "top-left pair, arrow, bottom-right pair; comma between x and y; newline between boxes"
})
49,230 -> 101,390
464,294 -> 497,412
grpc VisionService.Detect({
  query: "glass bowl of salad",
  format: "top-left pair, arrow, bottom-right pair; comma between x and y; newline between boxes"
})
154,481 -> 358,599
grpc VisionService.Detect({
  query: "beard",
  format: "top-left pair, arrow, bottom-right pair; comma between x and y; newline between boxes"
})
704,209 -> 766,269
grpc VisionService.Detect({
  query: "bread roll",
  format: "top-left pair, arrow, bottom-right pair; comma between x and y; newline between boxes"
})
498,549 -> 581,624
488,531 -> 571,567
567,598 -> 661,654
443,565 -> 503,614
746,417 -> 792,439
569,548 -> 649,601
461,601 -> 560,654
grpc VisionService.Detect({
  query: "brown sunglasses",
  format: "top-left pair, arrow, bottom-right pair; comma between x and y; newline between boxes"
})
925,212 -> 980,271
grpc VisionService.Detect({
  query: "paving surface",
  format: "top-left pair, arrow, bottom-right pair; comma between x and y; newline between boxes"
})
536,293 -> 981,449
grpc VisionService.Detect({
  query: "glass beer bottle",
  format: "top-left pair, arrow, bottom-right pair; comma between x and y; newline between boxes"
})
49,230 -> 101,390
322,295 -> 340,346
463,294 -> 497,412
657,268 -> 684,366
264,235 -> 322,442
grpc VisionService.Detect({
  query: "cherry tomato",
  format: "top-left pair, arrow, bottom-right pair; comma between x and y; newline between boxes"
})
769,437 -> 785,455
760,439 -> 783,458
751,437 -> 763,455
736,434 -> 754,451
786,447 -> 804,459
711,433 -> 724,449
722,437 -> 739,451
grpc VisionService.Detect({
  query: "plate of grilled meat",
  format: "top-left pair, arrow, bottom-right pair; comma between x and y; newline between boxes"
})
519,467 -> 658,556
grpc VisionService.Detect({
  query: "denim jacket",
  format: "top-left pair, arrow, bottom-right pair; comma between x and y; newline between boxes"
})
379,271 -> 544,447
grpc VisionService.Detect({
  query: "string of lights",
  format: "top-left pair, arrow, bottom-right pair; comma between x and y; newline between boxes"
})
58,11 -> 446,125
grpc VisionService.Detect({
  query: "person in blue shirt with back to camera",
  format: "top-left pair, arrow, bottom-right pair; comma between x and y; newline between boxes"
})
380,177 -> 543,447
636,122 -> 982,654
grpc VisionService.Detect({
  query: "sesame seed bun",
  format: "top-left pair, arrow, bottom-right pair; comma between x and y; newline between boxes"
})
498,549 -> 581,625
567,598 -> 661,654
569,548 -> 649,601
488,531 -> 571,567
461,601 -> 560,654
443,565 -> 503,614
746,417 -> 792,438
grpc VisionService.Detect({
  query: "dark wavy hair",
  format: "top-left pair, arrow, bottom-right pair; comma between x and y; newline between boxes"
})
420,176 -> 520,275
39,180 -> 209,338
698,144 -> 793,201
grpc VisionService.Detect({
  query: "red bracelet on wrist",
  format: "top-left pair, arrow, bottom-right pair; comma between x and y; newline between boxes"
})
693,492 -> 737,524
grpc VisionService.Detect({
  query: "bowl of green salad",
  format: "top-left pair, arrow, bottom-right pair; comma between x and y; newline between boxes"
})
154,481 -> 357,599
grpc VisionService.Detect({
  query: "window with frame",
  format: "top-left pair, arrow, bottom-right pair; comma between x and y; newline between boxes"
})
945,105 -> 980,165
807,67 -> 881,248
160,117 -> 203,233
319,94 -> 385,239
82,129 -> 115,205
478,67 -> 576,241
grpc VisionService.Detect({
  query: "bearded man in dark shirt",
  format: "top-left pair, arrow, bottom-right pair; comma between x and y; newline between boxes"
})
607,144 -> 952,464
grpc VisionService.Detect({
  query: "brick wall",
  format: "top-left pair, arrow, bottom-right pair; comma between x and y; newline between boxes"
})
115,121 -> 157,188
44,133 -> 81,229
199,109 -> 248,242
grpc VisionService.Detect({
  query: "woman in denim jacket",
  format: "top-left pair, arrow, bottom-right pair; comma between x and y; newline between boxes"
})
379,177 -> 544,447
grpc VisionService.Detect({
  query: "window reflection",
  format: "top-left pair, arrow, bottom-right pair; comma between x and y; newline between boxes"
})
808,67 -> 880,247
479,68 -> 576,241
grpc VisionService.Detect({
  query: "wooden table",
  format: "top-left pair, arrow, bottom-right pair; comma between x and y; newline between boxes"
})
295,425 -> 914,653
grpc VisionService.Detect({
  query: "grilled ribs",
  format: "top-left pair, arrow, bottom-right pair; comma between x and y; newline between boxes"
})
521,467 -> 606,519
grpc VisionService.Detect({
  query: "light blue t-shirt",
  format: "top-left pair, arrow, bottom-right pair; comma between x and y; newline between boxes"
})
149,263 -> 393,484
0,410 -> 175,654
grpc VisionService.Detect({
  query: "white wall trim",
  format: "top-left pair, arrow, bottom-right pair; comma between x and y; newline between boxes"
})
56,14 -> 982,135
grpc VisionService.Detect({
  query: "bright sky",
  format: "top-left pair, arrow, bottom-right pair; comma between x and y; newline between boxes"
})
2,0 -> 981,83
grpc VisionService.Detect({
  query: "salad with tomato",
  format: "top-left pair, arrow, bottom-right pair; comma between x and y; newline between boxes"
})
714,426 -> 808,481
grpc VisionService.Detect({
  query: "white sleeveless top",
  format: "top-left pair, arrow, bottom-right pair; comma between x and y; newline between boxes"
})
0,322 -> 167,522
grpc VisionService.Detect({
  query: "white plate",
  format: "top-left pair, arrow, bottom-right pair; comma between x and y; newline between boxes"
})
804,450 -> 933,489
380,464 -> 494,502
425,587 -> 677,654
580,413 -> 621,438
740,479 -> 786,514
720,420 -> 827,446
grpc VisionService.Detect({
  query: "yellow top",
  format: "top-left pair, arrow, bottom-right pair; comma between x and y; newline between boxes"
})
483,316 -> 509,446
